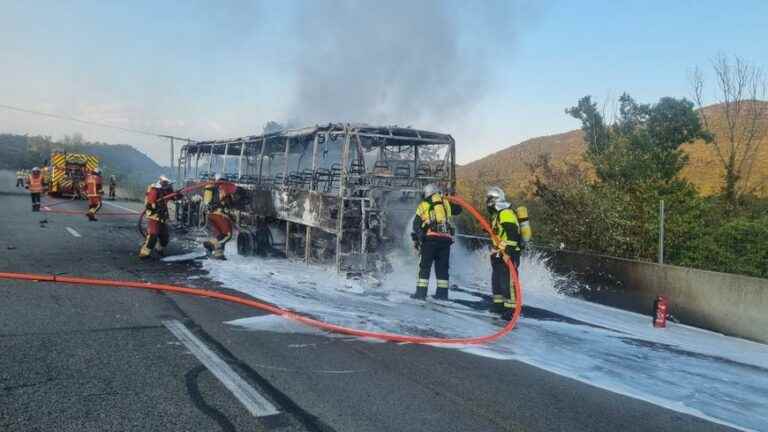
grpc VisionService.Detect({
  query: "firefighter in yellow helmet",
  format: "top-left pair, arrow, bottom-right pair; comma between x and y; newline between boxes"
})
411,183 -> 462,300
486,186 -> 531,320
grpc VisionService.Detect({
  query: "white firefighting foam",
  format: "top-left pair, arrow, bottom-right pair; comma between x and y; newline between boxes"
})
203,243 -> 768,432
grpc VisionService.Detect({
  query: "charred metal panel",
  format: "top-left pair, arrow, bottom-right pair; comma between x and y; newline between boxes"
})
248,189 -> 278,218
271,189 -> 339,234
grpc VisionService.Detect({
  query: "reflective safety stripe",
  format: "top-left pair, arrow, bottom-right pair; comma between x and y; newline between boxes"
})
503,298 -> 516,309
436,279 -> 449,288
492,295 -> 504,304
416,278 -> 429,288
492,208 -> 520,249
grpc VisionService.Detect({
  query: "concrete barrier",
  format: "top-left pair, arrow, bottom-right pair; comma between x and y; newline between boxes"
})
542,248 -> 768,344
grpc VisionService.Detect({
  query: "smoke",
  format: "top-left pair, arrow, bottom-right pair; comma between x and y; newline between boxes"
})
290,0 -> 527,127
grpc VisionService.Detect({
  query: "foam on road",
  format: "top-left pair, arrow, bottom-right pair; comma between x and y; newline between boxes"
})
204,243 -> 768,431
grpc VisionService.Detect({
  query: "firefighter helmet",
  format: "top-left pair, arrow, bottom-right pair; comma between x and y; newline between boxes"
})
31,167 -> 40,173
93,168 -> 102,175
422,183 -> 439,198
486,186 -> 510,211
156,175 -> 172,188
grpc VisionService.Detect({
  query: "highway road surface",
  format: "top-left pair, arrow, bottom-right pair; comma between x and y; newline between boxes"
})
0,191 -> 759,432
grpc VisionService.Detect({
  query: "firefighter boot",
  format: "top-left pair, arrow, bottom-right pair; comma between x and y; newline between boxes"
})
501,298 -> 516,321
203,240 -> 214,254
411,285 -> 428,300
32,204 -> 40,212
491,295 -> 505,314
155,245 -> 167,257
139,245 -> 152,259
434,287 -> 449,301
87,212 -> 97,222
211,248 -> 227,260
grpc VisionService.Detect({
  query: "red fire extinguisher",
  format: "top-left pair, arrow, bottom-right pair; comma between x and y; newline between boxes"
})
653,295 -> 668,328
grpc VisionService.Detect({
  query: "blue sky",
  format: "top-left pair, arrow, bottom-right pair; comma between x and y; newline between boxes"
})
1,0 -> 766,164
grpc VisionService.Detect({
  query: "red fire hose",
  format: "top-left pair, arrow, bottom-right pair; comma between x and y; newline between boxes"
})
0,194 -> 522,345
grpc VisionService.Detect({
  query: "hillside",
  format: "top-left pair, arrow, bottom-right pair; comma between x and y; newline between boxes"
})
458,103 -> 768,199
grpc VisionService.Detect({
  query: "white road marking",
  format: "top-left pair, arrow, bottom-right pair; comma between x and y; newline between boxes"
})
162,320 -> 280,418
65,227 -> 82,238
103,201 -> 140,214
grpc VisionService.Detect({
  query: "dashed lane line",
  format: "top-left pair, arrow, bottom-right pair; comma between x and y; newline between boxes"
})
65,227 -> 82,238
103,201 -> 140,214
162,320 -> 280,418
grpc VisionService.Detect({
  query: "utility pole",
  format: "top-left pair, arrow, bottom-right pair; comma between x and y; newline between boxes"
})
170,136 -> 175,177
658,199 -> 665,264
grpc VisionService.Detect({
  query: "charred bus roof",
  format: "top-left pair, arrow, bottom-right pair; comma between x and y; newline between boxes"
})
182,124 -> 454,156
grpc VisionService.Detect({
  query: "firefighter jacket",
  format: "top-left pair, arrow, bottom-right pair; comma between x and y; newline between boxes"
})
412,193 -> 461,241
26,174 -> 46,193
492,207 -> 522,252
203,181 -> 237,214
85,174 -> 103,198
144,184 -> 176,222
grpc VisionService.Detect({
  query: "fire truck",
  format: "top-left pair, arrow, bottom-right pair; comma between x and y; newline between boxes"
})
48,151 -> 100,198
176,124 -> 456,275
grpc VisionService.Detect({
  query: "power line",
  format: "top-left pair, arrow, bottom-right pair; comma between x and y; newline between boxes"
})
0,103 -> 196,142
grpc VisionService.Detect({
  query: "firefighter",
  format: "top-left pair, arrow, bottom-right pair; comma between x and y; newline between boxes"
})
139,176 -> 180,259
485,186 -> 531,320
41,165 -> 50,185
108,175 -> 117,200
203,174 -> 237,260
85,168 -> 104,221
411,183 -> 462,300
15,170 -> 25,187
25,167 -> 46,211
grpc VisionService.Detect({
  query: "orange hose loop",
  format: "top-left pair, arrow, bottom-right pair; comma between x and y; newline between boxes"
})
3,195 -> 521,345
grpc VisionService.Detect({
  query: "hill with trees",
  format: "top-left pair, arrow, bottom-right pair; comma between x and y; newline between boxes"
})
457,102 -> 768,200
456,97 -> 768,279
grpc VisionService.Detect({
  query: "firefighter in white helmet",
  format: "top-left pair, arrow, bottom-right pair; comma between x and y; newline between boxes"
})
486,186 -> 532,320
410,183 -> 462,300
26,167 -> 47,212
139,176 -> 181,259
203,173 -> 238,260
84,168 -> 103,221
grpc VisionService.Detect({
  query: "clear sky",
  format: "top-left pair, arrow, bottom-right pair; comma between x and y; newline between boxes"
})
1,0 -> 766,165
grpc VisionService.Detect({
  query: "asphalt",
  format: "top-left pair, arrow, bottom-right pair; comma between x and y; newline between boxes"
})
0,191 -> 737,432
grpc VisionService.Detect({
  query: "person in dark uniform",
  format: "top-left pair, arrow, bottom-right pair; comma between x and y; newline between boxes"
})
485,186 -> 532,320
411,183 -> 462,300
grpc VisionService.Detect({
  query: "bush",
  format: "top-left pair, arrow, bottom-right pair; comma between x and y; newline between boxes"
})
675,215 -> 768,278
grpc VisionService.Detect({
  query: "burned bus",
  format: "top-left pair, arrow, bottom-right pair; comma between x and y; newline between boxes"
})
176,124 -> 456,275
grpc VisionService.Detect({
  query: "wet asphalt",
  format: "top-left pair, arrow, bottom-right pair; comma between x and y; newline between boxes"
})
0,192 -> 736,432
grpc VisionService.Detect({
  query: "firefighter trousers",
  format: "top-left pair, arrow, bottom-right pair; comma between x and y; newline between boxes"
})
16,178 -> 24,187
140,219 -> 170,257
87,198 -> 102,219
30,193 -> 41,211
490,250 -> 521,314
416,237 -> 452,296
206,212 -> 233,258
